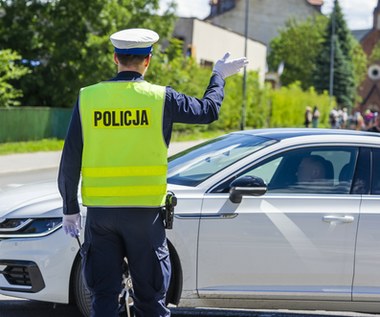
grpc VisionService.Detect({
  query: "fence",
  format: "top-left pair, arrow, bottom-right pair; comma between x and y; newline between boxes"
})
0,107 -> 72,143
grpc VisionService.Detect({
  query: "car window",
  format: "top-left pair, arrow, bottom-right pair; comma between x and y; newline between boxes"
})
220,146 -> 358,194
372,148 -> 380,195
248,157 -> 281,184
167,134 -> 277,186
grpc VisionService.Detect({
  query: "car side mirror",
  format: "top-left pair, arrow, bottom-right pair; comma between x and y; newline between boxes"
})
229,175 -> 267,204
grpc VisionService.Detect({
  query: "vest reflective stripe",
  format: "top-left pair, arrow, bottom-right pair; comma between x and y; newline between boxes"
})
79,81 -> 167,207
82,184 -> 167,197
82,165 -> 167,178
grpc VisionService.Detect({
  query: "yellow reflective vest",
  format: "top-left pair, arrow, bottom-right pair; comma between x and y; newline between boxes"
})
79,81 -> 167,207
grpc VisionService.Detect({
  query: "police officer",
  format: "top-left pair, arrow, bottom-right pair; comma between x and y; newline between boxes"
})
58,28 -> 248,317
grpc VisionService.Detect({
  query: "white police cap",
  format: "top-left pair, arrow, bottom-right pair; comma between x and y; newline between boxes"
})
110,28 -> 159,55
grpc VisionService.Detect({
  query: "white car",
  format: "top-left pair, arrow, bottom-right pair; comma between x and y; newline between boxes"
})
1,128 -> 380,316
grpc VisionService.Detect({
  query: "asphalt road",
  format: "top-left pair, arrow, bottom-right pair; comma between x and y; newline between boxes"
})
0,140 -> 203,192
0,295 -> 83,317
0,294 -> 376,317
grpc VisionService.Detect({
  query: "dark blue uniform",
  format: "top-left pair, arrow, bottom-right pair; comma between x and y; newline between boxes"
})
58,71 -> 225,317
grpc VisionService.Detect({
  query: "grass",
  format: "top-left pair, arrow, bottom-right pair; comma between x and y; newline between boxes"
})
0,139 -> 65,155
0,130 -> 231,156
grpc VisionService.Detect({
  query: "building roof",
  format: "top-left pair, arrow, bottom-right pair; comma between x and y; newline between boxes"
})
307,0 -> 323,5
208,0 -> 324,19
305,0 -> 323,12
352,29 -> 371,42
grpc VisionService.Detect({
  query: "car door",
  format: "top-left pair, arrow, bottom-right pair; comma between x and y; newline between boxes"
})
353,147 -> 380,301
197,145 -> 360,301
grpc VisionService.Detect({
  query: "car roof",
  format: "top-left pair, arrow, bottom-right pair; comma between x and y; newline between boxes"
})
230,128 -> 380,141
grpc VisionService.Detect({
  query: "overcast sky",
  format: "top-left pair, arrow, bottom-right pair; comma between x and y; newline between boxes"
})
160,0 -> 378,30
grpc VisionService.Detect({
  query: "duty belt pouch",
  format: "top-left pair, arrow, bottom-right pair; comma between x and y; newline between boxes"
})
162,191 -> 177,229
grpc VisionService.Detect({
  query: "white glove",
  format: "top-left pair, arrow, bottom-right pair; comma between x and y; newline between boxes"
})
212,52 -> 249,79
62,213 -> 82,238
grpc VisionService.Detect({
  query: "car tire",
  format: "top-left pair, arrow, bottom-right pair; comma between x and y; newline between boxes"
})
72,257 -> 133,317
72,258 -> 91,317
72,247 -> 181,316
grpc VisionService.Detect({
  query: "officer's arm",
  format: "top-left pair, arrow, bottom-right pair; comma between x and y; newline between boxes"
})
58,101 -> 83,215
167,73 -> 225,124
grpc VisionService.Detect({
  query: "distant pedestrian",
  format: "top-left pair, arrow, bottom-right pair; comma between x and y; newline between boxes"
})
312,106 -> 320,128
329,108 -> 338,129
364,109 -> 375,129
354,111 -> 365,131
304,106 -> 312,128
340,107 -> 348,129
368,115 -> 380,133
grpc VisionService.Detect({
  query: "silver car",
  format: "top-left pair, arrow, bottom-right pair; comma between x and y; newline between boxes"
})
1,128 -> 380,315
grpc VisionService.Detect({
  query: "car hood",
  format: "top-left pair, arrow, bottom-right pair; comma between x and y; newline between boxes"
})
0,181 -> 63,219
0,181 -> 200,219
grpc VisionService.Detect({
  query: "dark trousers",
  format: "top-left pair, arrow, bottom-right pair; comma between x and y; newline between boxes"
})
82,207 -> 171,317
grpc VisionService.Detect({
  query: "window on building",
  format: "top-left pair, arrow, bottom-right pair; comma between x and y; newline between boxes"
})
200,59 -> 213,69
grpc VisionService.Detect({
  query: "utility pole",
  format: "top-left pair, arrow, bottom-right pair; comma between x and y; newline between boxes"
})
329,2 -> 336,107
240,0 -> 249,130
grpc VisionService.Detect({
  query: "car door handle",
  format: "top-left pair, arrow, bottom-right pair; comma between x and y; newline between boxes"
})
322,215 -> 354,223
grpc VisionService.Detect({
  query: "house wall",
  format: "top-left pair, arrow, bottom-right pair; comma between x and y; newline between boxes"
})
207,0 -> 320,47
173,18 -> 267,84
361,30 -> 380,56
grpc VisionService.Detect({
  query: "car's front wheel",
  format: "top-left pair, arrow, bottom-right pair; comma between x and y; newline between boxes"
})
71,257 -> 136,317
71,242 -> 182,316
71,257 -> 91,317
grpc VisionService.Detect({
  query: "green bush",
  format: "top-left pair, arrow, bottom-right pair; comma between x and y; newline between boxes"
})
270,82 -> 333,128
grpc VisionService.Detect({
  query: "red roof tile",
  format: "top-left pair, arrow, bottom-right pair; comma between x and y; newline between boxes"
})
307,0 -> 324,5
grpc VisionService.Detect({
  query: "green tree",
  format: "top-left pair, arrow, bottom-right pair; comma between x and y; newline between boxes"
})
351,41 -> 367,102
312,0 -> 357,109
268,15 -> 328,90
331,0 -> 366,96
314,36 -> 355,107
0,0 -> 176,108
0,49 -> 30,107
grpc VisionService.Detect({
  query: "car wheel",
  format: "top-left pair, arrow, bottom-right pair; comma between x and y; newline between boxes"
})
72,258 -> 91,317
72,257 -> 133,317
72,249 -> 180,316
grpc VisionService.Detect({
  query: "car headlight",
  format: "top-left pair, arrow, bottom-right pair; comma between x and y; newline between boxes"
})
0,218 -> 62,238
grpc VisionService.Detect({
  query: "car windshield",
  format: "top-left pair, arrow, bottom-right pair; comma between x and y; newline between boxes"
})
168,133 -> 276,186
